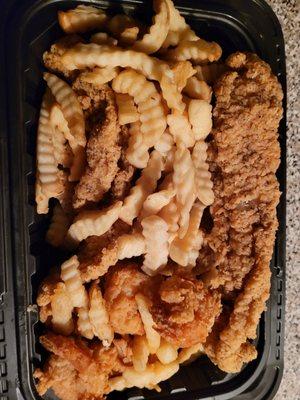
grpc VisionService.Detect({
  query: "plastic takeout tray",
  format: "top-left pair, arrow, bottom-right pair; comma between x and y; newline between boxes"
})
0,0 -> 286,399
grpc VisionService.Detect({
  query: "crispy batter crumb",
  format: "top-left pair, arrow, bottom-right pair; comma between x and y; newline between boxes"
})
72,83 -> 121,210
197,52 -> 282,372
111,125 -> 136,200
43,35 -> 82,80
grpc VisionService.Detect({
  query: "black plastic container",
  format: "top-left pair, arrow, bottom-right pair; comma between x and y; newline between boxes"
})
0,1 -> 286,399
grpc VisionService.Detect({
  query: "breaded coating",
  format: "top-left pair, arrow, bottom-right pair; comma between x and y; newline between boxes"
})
152,275 -> 221,348
35,333 -> 127,400
197,52 -> 282,372
111,125 -> 136,200
36,269 -> 61,323
104,263 -> 150,335
198,52 -> 282,292
72,83 -> 121,210
78,221 -> 130,282
43,35 -> 82,80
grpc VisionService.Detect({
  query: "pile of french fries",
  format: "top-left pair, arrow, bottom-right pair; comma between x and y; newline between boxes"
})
35,0 -> 223,393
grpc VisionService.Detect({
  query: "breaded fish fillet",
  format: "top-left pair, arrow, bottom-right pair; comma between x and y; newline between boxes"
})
72,82 -> 121,210
198,52 -> 283,372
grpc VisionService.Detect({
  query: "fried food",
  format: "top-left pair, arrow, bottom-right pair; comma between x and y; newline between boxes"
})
90,32 -> 118,46
77,304 -> 94,339
141,216 -> 169,274
104,263 -> 149,335
77,221 -> 130,282
169,201 -> 204,267
78,66 -> 119,86
198,52 -> 282,371
51,282 -> 74,335
58,5 -> 108,34
88,283 -> 114,346
72,85 -> 121,209
44,72 -> 86,147
37,270 -> 61,324
151,275 -> 221,348
43,34 -> 82,79
107,14 -> 140,46
135,293 -> 161,353
156,338 -> 178,364
35,0 -> 283,394
171,60 -> 196,91
35,333 -> 124,400
115,93 -> 139,125
67,201 -> 122,244
50,104 -> 73,168
132,0 -> 170,54
46,203 -> 72,247
162,0 -> 198,48
111,125 -> 136,199
167,110 -> 195,148
192,141 -> 214,206
173,144 -> 196,237
60,255 -> 88,308
36,91 -> 63,214
60,43 -> 184,111
184,76 -> 212,102
120,150 -> 164,225
132,335 -> 150,372
188,99 -> 212,141
112,68 -> 167,162
165,38 -> 222,63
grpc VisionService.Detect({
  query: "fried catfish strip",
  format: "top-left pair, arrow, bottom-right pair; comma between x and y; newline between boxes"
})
197,52 -> 283,372
198,52 -> 282,292
78,221 -> 130,282
72,84 -> 121,209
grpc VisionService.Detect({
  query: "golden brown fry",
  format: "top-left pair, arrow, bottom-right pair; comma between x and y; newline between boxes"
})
162,0 -> 198,48
141,216 -> 169,274
171,60 -> 196,91
183,76 -> 212,102
115,93 -> 139,125
36,91 -> 63,214
165,39 -> 222,64
61,43 -> 184,111
67,201 -> 122,244
58,5 -> 108,34
60,255 -> 87,308
88,283 -> 114,346
132,0 -> 170,54
107,14 -> 140,46
132,335 -> 150,372
46,203 -> 72,247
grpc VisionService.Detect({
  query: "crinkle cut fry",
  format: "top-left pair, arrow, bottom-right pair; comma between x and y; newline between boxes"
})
165,39 -> 222,64
132,0 -> 170,54
162,0 -> 198,48
112,69 -> 167,164
120,150 -> 164,225
58,5 -> 108,34
198,52 -> 282,372
61,43 -> 184,112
